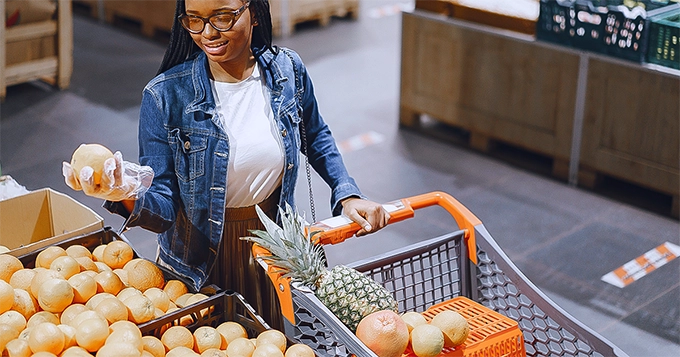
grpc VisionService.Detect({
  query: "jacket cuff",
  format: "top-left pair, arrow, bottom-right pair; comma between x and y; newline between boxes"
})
330,182 -> 365,216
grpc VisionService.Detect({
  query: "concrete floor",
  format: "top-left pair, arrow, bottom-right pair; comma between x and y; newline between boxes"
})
1,1 -> 679,356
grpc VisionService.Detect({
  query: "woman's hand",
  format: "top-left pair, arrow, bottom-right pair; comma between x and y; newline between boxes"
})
341,197 -> 390,237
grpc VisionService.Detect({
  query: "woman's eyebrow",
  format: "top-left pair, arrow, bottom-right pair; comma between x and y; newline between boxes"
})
186,6 -> 237,14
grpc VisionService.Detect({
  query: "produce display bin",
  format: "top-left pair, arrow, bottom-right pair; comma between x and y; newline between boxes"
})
254,191 -> 629,357
536,0 -> 576,46
647,5 -> 680,68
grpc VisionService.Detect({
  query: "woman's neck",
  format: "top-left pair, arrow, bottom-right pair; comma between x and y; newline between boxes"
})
209,56 -> 256,83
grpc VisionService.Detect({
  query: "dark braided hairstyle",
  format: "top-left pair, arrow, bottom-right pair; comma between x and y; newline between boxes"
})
157,0 -> 277,75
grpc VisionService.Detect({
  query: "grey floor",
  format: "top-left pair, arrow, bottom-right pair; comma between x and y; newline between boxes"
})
1,1 -> 679,356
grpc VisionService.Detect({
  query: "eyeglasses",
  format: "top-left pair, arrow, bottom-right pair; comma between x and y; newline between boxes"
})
178,1 -> 250,34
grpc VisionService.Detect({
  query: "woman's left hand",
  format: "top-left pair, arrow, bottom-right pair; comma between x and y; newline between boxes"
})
341,197 -> 391,237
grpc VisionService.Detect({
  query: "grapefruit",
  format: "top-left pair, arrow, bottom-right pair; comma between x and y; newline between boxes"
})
355,310 -> 409,357
70,144 -> 114,185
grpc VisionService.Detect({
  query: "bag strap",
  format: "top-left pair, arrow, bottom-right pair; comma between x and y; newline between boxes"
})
282,49 -> 316,222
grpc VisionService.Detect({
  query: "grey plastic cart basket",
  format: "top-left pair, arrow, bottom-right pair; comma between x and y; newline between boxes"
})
255,191 -> 628,357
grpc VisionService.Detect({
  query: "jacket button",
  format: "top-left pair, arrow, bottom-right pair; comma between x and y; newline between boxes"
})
287,163 -> 294,170
184,141 -> 191,150
281,129 -> 287,137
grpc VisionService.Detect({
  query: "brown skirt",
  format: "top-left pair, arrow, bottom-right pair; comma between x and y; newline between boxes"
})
207,187 -> 283,331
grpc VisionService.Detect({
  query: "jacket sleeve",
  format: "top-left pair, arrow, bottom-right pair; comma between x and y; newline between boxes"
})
104,87 -> 180,233
288,49 -> 365,216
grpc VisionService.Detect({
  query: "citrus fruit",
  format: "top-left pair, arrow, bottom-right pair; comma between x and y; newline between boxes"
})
430,310 -> 470,348
166,346 -> 196,357
142,335 -> 165,357
253,343 -> 284,357
26,311 -> 59,328
102,241 -> 134,270
105,326 -> 143,353
0,280 -> 14,314
85,292 -> 117,310
92,245 -> 107,262
144,287 -> 170,312
70,143 -> 114,185
112,269 -> 129,286
38,278 -> 74,313
68,273 -> 98,304
0,254 -> 23,282
66,245 -> 93,259
4,338 -> 31,357
122,293 -> 155,324
284,344 -> 315,357
60,346 -> 93,357
8,269 -> 35,291
0,323 -> 21,352
126,259 -> 165,292
216,321 -> 248,343
30,268 -> 63,299
94,271 -> 124,295
60,304 -> 89,326
256,329 -> 286,352
355,310 -> 409,357
50,255 -> 81,279
163,280 -> 188,303
225,337 -> 255,357
35,246 -> 68,269
200,348 -> 226,357
75,257 -> 99,272
410,323 -> 445,357
93,296 -> 129,324
161,326 -> 195,351
11,288 -> 38,320
68,310 -> 106,329
75,317 -> 109,352
401,311 -> 427,333
58,323 -> 78,349
96,342 -> 141,357
193,326 -> 224,353
28,322 -> 65,355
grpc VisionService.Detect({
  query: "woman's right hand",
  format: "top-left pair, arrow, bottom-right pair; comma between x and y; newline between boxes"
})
62,151 -> 154,202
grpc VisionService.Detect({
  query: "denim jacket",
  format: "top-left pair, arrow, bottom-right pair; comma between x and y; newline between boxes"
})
105,48 -> 362,291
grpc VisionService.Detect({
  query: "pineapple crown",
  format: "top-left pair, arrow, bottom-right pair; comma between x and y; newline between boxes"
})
241,203 -> 327,287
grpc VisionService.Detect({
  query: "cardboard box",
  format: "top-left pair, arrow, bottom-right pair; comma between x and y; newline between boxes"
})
0,188 -> 104,256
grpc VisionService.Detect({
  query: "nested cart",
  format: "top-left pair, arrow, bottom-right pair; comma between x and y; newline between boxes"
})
254,191 -> 629,357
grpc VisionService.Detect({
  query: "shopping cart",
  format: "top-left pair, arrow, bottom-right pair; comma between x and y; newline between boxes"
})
253,191 -> 629,357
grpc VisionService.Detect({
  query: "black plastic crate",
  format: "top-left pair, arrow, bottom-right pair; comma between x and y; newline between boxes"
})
537,0 -> 576,46
572,0 -> 610,52
647,6 -> 680,68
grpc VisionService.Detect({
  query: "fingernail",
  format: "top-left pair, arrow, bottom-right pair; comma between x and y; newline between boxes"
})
364,224 -> 372,232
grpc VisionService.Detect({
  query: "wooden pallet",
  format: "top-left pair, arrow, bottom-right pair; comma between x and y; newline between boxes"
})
271,0 -> 359,37
1,0 -> 73,100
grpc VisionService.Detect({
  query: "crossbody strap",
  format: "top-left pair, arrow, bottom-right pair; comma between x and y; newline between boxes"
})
282,49 -> 316,222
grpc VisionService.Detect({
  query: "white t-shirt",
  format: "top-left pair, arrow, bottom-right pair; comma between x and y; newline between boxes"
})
210,64 -> 284,208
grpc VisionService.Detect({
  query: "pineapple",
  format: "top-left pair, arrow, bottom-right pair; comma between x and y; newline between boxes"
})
242,203 -> 398,332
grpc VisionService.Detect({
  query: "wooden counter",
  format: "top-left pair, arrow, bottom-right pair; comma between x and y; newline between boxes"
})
399,10 -> 679,217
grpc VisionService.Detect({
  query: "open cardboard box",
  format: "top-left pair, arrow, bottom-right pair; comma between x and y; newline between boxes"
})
0,188 -> 104,256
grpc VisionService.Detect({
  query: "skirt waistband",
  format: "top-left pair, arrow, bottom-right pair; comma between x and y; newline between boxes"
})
224,187 -> 281,222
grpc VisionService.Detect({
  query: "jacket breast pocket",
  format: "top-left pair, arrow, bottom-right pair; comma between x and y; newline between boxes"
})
169,128 -> 208,182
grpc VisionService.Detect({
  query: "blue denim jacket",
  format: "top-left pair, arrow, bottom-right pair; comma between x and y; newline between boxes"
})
105,48 -> 362,290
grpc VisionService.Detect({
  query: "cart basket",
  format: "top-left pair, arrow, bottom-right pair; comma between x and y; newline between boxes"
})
253,191 -> 628,357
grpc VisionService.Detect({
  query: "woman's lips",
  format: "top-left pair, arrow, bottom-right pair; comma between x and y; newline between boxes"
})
203,41 -> 228,55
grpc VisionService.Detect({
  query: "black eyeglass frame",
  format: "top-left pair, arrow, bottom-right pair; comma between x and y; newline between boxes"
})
178,1 -> 251,34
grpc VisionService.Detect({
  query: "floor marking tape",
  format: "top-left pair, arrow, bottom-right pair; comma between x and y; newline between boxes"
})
338,131 -> 385,153
601,241 -> 680,288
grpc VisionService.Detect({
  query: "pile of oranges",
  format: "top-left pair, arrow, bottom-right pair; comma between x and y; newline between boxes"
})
0,240 -> 289,357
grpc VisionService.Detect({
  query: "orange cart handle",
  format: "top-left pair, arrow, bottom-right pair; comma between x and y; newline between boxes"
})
253,191 -> 482,324
311,191 -> 481,264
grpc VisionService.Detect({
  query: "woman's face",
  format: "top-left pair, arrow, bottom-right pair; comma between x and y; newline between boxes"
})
183,0 -> 255,68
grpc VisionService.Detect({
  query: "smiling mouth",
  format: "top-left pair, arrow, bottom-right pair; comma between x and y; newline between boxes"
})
205,41 -> 228,49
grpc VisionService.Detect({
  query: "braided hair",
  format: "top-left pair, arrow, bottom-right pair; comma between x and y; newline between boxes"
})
157,0 -> 277,75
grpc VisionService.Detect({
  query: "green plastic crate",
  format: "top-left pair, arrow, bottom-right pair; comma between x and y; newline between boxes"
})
647,7 -> 680,68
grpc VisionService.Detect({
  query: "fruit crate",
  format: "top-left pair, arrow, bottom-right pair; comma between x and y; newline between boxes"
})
647,5 -> 680,68
254,191 -> 629,357
536,0 -> 576,46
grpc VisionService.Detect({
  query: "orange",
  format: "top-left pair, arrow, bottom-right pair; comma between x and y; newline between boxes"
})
94,271 -> 124,295
96,342 -> 142,357
66,245 -> 93,260
105,326 -> 143,353
108,320 -> 139,334
355,310 -> 409,357
144,287 -> 170,312
253,343 -> 284,357
401,311 -> 427,333
122,293 -> 155,324
18,326 -> 32,341
284,344 -> 315,357
185,293 -> 212,317
410,324 -> 444,357
166,346 -> 196,357
0,254 -> 23,282
11,288 -> 38,320
38,278 -> 74,313
102,241 -> 134,270
85,292 -> 117,310
68,310 -> 106,329
70,143 -> 114,185
30,268 -> 63,299
161,325 -> 195,351
116,287 -> 142,302
75,317 -> 109,352
216,321 -> 248,343
8,268 -> 35,291
0,246 -> 8,253
122,258 -> 143,271
68,273 -> 98,304
0,310 -> 26,331
0,280 -> 14,314
35,246 -> 67,269
27,311 -> 60,328
32,352 -> 59,357
126,259 -> 165,292
4,338 -> 31,357
165,306 -> 193,326
60,346 -> 94,357
225,337 -> 255,357
162,280 -> 188,303
92,245 -> 107,263
429,310 -> 469,348
174,293 -> 194,308
95,262 -> 113,273
255,330 -> 286,352
142,335 -> 165,357
93,297 -> 129,325
112,269 -> 129,287
200,348 -> 226,357
0,323 -> 21,353
58,323 -> 79,349
193,326 -> 224,353
60,304 -> 89,326
28,322 -> 65,355
75,257 -> 99,272
50,255 -> 81,279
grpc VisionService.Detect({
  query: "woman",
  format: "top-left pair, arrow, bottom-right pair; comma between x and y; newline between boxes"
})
63,0 -> 390,329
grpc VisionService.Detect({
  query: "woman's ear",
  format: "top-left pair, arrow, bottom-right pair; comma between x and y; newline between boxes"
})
252,15 -> 258,26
